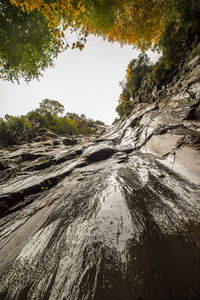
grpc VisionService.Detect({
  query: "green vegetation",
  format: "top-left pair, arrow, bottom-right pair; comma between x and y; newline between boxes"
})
10,0 -> 199,52
1,1 -> 200,122
0,99 -> 105,146
116,53 -> 152,118
0,0 -> 60,83
0,0 -> 198,83
115,0 -> 200,119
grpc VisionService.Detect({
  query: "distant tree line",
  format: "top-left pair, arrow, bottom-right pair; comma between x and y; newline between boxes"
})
0,99 -> 105,146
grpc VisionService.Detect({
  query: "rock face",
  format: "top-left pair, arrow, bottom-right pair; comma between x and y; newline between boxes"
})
0,57 -> 200,300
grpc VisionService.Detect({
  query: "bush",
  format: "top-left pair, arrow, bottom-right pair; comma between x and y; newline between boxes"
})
0,115 -> 33,145
112,118 -> 119,125
0,99 -> 104,146
147,59 -> 168,88
49,117 -> 79,136
116,53 -> 152,118
116,100 -> 133,118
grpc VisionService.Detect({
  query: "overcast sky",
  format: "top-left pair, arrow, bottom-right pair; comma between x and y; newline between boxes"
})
0,35 -> 160,125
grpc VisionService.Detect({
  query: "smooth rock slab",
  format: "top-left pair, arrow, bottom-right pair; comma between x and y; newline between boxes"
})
145,134 -> 182,156
1,61 -> 200,299
0,152 -> 200,300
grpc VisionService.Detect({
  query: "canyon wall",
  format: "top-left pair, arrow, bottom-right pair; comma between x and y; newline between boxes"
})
0,56 -> 200,300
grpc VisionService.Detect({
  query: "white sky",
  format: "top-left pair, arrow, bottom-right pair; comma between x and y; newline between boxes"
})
0,35 -> 160,125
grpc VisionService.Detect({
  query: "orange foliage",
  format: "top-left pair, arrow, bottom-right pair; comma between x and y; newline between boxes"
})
10,0 -> 167,50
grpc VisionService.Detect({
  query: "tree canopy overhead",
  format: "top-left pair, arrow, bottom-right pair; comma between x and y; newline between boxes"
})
10,0 -> 167,50
0,0 -> 60,83
10,0 -> 200,50
2,0 -> 200,83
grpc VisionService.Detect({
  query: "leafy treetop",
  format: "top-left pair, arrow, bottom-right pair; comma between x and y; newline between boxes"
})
36,99 -> 65,117
9,0 -> 172,51
3,0 -> 200,83
0,0 -> 59,83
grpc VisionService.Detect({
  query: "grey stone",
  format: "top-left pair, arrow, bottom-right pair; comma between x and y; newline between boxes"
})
0,55 -> 200,300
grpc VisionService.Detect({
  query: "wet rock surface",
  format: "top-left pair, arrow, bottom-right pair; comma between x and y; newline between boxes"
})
0,58 -> 200,300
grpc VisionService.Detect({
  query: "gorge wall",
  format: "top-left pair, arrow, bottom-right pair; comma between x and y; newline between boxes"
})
0,56 -> 200,300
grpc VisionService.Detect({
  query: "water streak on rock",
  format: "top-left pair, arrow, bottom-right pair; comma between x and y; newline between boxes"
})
0,56 -> 200,299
